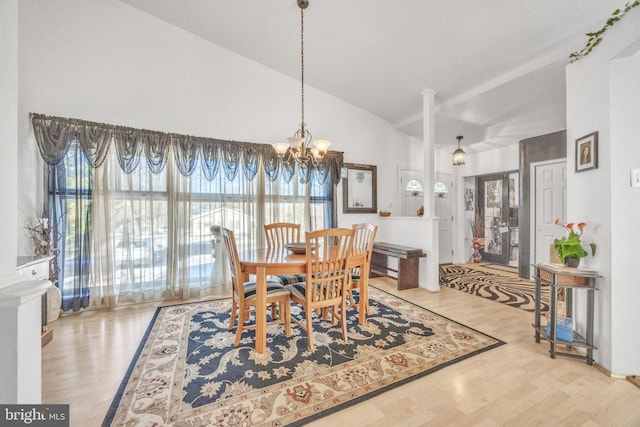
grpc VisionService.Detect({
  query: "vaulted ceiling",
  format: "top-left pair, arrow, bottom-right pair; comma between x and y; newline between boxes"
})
119,0 -> 617,153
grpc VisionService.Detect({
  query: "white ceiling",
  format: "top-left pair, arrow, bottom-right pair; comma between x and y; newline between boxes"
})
119,0 -> 615,153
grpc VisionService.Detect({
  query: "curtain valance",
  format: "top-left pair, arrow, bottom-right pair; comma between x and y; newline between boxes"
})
31,113 -> 343,184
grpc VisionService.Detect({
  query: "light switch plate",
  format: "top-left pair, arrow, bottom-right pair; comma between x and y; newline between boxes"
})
632,169 -> 640,187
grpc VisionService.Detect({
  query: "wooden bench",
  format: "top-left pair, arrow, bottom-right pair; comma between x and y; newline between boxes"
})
369,242 -> 426,289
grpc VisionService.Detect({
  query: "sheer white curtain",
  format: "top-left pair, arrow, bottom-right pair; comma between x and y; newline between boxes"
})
91,150 -> 173,306
90,148 -> 267,306
264,169 -> 309,236
171,159 -> 258,299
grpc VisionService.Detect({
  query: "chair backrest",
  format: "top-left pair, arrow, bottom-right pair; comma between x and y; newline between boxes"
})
264,222 -> 301,248
305,228 -> 354,305
352,223 -> 378,258
220,227 -> 243,301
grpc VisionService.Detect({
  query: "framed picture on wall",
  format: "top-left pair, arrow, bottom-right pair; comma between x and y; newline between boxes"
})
575,131 -> 598,172
342,163 -> 377,213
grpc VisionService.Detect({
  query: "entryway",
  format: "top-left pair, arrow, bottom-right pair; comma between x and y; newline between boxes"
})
476,171 -> 519,266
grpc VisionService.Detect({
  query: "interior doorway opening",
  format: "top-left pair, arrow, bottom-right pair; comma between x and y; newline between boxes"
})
475,171 -> 520,267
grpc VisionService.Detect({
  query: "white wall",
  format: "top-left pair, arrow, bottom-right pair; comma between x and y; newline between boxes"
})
610,51 -> 640,376
566,12 -> 640,375
17,0 -> 418,256
0,0 -> 19,276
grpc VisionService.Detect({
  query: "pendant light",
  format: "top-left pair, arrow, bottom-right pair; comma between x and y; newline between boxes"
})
272,0 -> 331,167
453,135 -> 466,166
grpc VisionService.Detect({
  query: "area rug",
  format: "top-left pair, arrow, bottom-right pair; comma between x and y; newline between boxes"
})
103,288 -> 504,426
440,263 -> 549,313
482,263 -> 519,274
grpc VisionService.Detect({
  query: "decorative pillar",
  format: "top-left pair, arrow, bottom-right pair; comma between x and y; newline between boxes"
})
422,89 -> 436,218
422,89 -> 440,291
0,277 -> 50,403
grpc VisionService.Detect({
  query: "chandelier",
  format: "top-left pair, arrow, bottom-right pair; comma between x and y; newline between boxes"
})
452,135 -> 466,166
272,0 -> 331,167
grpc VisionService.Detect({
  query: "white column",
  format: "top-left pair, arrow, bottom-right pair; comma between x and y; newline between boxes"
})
0,277 -> 50,403
422,89 -> 436,217
421,89 -> 440,292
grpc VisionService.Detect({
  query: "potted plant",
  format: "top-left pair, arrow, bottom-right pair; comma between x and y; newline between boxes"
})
553,219 -> 596,267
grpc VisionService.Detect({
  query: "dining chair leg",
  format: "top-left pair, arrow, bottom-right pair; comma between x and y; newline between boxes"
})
234,309 -> 245,347
340,303 -> 348,342
306,309 -> 314,351
228,299 -> 237,330
331,304 -> 340,325
284,300 -> 291,337
358,290 -> 369,315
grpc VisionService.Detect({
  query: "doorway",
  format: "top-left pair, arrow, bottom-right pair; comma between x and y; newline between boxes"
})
477,171 -> 519,266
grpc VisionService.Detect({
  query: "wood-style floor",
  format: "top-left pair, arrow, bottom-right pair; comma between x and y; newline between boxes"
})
42,277 -> 640,426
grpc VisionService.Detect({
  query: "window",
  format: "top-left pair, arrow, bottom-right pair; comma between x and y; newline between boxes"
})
49,143 -> 336,309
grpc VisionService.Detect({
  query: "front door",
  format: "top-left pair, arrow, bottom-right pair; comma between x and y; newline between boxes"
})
477,172 -> 519,265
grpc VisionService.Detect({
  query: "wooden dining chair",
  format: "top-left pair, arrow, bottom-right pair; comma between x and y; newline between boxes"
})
221,227 -> 292,347
264,222 -> 306,285
285,228 -> 354,351
346,223 -> 378,316
264,222 -> 301,248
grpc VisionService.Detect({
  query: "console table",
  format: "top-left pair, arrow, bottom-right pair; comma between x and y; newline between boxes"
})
532,263 -> 598,365
369,242 -> 425,289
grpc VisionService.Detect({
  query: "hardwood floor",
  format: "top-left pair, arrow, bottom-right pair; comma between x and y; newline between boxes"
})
42,277 -> 640,426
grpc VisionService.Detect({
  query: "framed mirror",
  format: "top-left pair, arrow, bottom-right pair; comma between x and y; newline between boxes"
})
342,163 -> 377,213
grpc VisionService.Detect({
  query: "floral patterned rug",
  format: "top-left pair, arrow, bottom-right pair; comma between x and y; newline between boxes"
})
103,287 -> 504,426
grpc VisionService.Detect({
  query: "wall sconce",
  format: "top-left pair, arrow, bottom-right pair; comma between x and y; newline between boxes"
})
405,179 -> 424,197
434,181 -> 448,198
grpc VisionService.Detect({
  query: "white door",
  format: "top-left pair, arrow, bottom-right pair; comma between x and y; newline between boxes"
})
435,172 -> 453,264
533,160 -> 567,266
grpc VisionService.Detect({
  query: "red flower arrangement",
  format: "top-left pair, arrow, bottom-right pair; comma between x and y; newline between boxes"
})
553,218 -> 596,265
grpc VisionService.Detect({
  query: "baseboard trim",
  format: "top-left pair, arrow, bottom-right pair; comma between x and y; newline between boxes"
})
594,362 -> 639,388
41,328 -> 53,347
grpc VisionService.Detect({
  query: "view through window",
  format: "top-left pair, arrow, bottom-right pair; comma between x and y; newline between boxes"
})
50,143 -> 335,309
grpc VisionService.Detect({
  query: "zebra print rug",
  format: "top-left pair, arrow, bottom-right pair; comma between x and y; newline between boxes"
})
439,263 -> 548,312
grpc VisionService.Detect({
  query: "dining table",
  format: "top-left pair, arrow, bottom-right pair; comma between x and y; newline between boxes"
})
238,246 -> 369,353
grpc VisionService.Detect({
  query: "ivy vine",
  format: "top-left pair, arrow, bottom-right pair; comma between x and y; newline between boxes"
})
569,0 -> 640,63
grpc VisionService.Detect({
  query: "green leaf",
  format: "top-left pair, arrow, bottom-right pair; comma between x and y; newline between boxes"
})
570,0 -> 640,61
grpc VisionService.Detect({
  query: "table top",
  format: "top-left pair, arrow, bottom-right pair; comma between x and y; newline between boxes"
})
534,262 -> 599,277
239,247 -> 367,267
238,247 -> 306,267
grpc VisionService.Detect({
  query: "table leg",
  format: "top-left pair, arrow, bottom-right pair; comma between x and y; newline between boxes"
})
549,284 -> 557,359
255,266 -> 267,354
534,267 -> 541,343
359,261 -> 369,325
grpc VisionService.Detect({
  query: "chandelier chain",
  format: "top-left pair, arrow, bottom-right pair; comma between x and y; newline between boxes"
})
300,6 -> 305,134
271,0 -> 331,167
